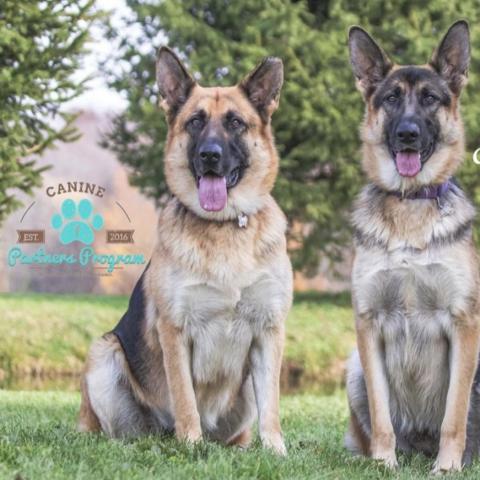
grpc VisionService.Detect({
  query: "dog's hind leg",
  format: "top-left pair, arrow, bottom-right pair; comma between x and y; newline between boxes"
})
228,428 -> 253,449
345,350 -> 371,456
346,409 -> 370,456
213,375 -> 256,448
79,334 -> 152,438
78,374 -> 101,432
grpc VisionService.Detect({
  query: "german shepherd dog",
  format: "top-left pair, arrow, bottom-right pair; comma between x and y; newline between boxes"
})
78,48 -> 292,455
345,21 -> 480,472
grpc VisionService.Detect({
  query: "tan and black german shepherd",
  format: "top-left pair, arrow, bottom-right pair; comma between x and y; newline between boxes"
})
345,21 -> 480,472
78,47 -> 292,455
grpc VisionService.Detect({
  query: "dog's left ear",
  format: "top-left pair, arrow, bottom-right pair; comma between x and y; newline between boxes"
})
430,20 -> 470,94
240,57 -> 283,120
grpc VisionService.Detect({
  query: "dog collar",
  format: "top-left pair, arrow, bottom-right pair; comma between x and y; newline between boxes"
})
388,179 -> 452,201
174,197 -> 249,228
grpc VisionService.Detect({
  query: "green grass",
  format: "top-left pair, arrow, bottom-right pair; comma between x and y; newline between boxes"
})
1,295 -> 480,478
0,292 -> 356,390
1,390 -> 479,480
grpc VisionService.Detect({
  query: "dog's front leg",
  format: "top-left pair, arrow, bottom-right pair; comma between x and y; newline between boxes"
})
357,316 -> 397,468
433,321 -> 480,474
250,323 -> 286,455
157,319 -> 202,443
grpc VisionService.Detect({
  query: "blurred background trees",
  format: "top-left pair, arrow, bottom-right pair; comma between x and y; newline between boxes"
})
35,0 -> 472,273
0,0 -> 97,224
103,0 -> 480,273
2,1 -> 480,273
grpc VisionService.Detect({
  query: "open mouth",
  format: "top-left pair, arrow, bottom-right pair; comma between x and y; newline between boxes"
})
393,149 -> 421,177
196,168 -> 242,212
391,143 -> 434,178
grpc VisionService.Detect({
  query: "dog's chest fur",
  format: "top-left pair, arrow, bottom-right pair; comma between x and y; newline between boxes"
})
147,198 -> 292,427
352,185 -> 477,433
172,271 -> 287,428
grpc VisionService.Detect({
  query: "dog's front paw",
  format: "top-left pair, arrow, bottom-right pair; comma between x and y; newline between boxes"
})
431,451 -> 463,474
177,429 -> 202,444
371,432 -> 398,469
372,449 -> 398,469
432,435 -> 464,474
175,422 -> 203,444
261,432 -> 287,456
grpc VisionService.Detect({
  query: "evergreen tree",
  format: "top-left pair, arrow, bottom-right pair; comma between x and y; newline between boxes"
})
104,0 -> 480,272
0,0 -> 97,224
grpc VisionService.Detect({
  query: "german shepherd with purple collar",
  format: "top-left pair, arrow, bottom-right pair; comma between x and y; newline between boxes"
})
78,48 -> 292,455
345,21 -> 480,472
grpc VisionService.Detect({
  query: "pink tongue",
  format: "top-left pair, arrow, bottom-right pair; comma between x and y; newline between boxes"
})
395,151 -> 421,177
198,175 -> 227,211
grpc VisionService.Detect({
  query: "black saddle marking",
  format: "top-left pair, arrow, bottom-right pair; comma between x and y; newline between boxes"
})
112,262 -> 150,383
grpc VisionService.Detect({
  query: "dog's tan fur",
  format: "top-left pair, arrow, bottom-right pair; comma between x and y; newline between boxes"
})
78,49 -> 292,454
346,22 -> 480,473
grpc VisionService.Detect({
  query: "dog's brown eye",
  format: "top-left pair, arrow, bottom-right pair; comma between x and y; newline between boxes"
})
188,115 -> 206,130
230,118 -> 243,129
386,95 -> 398,104
423,94 -> 438,106
190,117 -> 204,129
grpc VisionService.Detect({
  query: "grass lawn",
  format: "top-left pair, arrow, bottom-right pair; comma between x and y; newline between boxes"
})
0,292 -> 355,391
1,390 -> 480,480
2,295 -> 480,478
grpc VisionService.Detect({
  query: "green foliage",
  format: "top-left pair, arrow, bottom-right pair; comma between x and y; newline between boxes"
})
0,0 -> 98,224
104,0 -> 480,272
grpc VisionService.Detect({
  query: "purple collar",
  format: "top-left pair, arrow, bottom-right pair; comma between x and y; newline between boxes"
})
388,179 -> 452,200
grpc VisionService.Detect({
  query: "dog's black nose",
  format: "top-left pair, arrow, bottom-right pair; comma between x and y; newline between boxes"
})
199,142 -> 222,163
396,121 -> 420,144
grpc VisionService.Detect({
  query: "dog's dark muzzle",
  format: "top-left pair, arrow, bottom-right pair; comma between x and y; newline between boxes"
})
396,119 -> 420,146
197,140 -> 223,173
194,138 -> 243,188
391,119 -> 421,152
389,117 -> 435,163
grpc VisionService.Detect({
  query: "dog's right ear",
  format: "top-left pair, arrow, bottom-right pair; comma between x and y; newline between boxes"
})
156,47 -> 195,115
430,21 -> 470,95
348,26 -> 392,98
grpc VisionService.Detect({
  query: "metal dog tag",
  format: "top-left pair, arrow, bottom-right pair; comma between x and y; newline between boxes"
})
438,198 -> 453,216
238,213 -> 248,228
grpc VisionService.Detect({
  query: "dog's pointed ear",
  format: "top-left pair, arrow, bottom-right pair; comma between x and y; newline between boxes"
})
156,46 -> 195,114
240,57 -> 283,120
430,21 -> 470,94
348,26 -> 392,97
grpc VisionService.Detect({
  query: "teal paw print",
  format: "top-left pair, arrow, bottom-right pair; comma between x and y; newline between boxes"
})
51,198 -> 104,245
